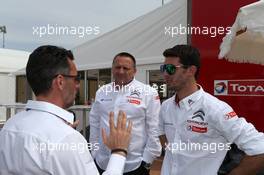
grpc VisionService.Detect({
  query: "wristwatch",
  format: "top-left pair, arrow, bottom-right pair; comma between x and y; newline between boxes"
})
142,161 -> 151,171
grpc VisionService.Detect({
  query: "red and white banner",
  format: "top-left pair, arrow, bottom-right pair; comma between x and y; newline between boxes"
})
214,79 -> 264,96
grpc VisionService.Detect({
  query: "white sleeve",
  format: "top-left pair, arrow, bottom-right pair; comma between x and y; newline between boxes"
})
46,132 -> 99,175
102,154 -> 126,175
215,102 -> 264,156
143,89 -> 162,163
47,132 -> 126,175
89,91 -> 101,158
158,103 -> 165,136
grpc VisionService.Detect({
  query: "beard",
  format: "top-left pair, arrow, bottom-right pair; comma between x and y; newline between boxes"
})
63,92 -> 76,109
65,100 -> 74,109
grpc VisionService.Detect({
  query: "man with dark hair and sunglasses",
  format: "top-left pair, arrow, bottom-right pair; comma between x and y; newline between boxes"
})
89,52 -> 161,175
158,44 -> 264,175
0,45 -> 133,175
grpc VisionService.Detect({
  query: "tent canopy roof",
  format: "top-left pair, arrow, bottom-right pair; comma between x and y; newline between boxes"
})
73,0 -> 187,70
13,0 -> 187,75
0,48 -> 29,73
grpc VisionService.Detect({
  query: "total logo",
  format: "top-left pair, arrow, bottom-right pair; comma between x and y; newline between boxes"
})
214,81 -> 227,95
214,79 -> 264,96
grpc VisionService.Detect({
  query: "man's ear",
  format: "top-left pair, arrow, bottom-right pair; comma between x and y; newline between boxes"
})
54,75 -> 64,90
188,65 -> 197,77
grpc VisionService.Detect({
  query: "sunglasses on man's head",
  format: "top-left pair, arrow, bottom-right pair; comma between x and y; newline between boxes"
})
160,64 -> 187,75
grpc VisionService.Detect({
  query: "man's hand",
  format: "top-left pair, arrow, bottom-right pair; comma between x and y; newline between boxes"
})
102,111 -> 133,157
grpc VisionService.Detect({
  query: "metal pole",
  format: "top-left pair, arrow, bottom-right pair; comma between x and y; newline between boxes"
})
2,32 -> 4,48
0,26 -> 6,48
162,0 -> 164,6
97,70 -> 100,88
82,109 -> 86,139
6,107 -> 11,120
84,70 -> 88,104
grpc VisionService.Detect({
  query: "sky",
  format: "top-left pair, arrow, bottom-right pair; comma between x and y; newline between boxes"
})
0,0 -> 171,52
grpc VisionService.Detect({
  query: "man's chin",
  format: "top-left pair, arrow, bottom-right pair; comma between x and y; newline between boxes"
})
115,80 -> 127,86
65,101 -> 74,109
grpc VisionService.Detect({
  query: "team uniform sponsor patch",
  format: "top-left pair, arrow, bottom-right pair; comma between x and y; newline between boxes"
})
188,125 -> 208,133
128,99 -> 141,105
225,111 -> 237,120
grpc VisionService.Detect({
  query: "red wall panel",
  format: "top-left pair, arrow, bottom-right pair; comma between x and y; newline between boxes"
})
191,0 -> 264,131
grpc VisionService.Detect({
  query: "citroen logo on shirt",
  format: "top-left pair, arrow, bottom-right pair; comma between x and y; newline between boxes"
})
188,99 -> 194,106
192,110 -> 205,121
130,90 -> 141,97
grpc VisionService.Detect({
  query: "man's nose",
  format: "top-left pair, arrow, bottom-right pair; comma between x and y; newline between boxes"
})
118,67 -> 125,74
162,71 -> 170,77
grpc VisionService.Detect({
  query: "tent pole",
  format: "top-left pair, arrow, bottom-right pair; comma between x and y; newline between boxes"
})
84,70 -> 88,104
2,32 -> 4,48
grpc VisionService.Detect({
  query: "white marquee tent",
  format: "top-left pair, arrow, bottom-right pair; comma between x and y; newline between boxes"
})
0,48 -> 29,121
13,0 -> 188,82
0,48 -> 29,73
73,0 -> 188,76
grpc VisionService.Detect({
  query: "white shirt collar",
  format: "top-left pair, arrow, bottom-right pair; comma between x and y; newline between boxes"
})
178,85 -> 203,110
25,100 -> 74,124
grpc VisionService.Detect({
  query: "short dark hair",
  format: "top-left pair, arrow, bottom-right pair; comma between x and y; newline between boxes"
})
163,45 -> 200,79
112,52 -> 136,68
26,45 -> 74,96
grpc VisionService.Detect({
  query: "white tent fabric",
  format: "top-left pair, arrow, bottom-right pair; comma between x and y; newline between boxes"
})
0,48 -> 29,73
73,0 -> 187,70
0,49 -> 29,119
12,67 -> 26,76
218,0 -> 264,65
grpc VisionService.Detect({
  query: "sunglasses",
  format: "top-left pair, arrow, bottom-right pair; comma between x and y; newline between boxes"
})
160,64 -> 187,75
54,74 -> 81,82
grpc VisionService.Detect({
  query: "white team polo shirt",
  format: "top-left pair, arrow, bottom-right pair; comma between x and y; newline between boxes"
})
0,100 -> 125,175
89,79 -> 161,172
159,86 -> 264,175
